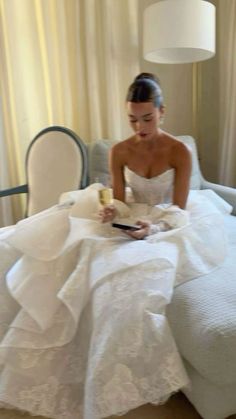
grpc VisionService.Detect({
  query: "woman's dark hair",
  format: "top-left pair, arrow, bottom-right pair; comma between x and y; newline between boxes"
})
126,73 -> 163,108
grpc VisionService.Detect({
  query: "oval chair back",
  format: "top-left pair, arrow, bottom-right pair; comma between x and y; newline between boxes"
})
26,126 -> 88,216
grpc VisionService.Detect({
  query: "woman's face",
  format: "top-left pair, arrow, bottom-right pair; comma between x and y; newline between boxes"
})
127,101 -> 164,141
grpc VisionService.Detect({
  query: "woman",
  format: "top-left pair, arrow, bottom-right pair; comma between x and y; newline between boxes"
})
0,74 -> 230,419
101,73 -> 191,239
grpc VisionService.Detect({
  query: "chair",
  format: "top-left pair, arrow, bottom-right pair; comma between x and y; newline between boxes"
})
0,126 -> 88,217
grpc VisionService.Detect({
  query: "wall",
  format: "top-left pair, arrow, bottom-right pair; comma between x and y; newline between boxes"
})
197,0 -> 219,182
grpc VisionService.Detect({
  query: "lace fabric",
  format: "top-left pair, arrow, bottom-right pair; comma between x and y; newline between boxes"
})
124,167 -> 174,206
0,182 -> 231,419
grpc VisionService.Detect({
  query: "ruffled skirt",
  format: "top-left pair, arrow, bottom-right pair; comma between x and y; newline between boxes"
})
0,187 -> 231,418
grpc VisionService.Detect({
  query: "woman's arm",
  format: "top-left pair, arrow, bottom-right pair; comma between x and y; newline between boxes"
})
109,144 -> 126,202
171,141 -> 192,209
99,143 -> 126,223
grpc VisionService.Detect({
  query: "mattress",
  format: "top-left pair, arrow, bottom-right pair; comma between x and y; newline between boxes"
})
182,359 -> 236,419
167,214 -> 236,386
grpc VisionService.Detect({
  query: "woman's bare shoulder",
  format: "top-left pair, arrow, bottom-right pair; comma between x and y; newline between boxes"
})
162,132 -> 190,155
172,138 -> 191,160
111,135 -> 135,155
168,138 -> 191,170
159,132 -> 191,169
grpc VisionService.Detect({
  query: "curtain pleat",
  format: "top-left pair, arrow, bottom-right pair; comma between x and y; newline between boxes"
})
0,0 -> 140,222
219,0 -> 236,187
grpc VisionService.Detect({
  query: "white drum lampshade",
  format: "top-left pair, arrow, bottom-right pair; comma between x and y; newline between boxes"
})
143,0 -> 216,64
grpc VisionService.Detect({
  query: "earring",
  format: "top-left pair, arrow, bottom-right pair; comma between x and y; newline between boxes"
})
159,116 -> 165,125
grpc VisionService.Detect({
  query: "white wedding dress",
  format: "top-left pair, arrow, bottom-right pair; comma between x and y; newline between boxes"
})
0,169 -> 231,419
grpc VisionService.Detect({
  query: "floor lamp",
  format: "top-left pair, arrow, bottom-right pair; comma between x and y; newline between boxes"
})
143,0 -> 216,139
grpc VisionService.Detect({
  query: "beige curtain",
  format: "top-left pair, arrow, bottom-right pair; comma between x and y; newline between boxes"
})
218,0 -> 236,187
0,98 -> 14,226
0,0 -> 139,222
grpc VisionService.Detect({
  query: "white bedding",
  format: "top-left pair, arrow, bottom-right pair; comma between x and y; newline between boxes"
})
168,214 -> 236,386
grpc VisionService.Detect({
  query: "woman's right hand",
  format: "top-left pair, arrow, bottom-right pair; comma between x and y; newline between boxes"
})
124,220 -> 151,240
99,205 -> 117,223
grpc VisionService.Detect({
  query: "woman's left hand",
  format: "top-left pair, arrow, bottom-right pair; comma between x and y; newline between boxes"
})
124,220 -> 150,240
99,205 -> 117,223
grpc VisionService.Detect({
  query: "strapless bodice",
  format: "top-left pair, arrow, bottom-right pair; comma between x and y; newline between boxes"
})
125,166 -> 174,206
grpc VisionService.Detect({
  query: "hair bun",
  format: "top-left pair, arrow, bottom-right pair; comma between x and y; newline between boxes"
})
134,72 -> 160,85
127,72 -> 163,108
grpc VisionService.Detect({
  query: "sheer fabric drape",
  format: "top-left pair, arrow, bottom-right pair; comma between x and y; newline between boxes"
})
0,99 -> 13,226
218,0 -> 236,187
0,0 -> 139,222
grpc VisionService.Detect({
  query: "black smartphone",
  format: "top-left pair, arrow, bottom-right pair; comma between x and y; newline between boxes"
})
112,222 -> 141,231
